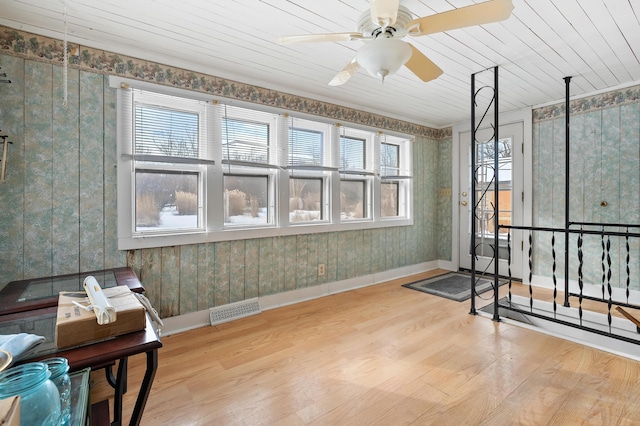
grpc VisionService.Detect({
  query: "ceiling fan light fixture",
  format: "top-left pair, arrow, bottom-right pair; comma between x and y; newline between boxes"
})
356,38 -> 412,82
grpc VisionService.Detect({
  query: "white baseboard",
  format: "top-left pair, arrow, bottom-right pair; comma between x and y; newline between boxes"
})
479,295 -> 640,362
161,260 -> 442,336
437,260 -> 456,271
532,274 -> 640,306
161,309 -> 211,337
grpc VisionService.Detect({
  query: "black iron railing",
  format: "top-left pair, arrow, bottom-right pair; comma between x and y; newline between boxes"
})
495,224 -> 640,345
469,73 -> 640,347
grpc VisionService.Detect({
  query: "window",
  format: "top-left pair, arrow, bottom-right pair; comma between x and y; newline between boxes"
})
340,180 -> 366,219
287,118 -> 332,224
289,128 -> 323,166
135,170 -> 199,231
340,135 -> 365,171
380,142 -> 400,217
380,142 -> 400,176
287,118 -> 332,169
289,177 -> 323,222
339,128 -> 373,221
223,174 -> 270,226
124,89 -> 210,238
380,182 -> 399,217
222,117 -> 269,164
379,136 -> 412,219
135,104 -> 199,159
219,105 -> 278,228
475,137 -> 513,252
114,78 -> 413,249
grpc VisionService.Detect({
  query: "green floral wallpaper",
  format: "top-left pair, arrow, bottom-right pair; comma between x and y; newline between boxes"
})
532,89 -> 640,290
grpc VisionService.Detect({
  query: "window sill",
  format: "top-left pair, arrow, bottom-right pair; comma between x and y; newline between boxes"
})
118,217 -> 414,250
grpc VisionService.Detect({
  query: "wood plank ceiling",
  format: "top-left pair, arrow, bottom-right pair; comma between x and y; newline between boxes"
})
0,0 -> 639,128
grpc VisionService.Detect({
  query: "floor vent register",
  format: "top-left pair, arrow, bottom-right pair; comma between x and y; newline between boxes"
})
209,298 -> 262,326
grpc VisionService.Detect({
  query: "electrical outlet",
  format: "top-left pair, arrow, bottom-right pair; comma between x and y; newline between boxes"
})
318,263 -> 326,277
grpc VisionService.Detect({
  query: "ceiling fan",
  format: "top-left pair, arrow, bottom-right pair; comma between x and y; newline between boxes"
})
277,0 -> 514,86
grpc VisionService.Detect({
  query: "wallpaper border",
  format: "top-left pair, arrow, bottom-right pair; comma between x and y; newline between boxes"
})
533,84 -> 640,122
0,25 -> 451,140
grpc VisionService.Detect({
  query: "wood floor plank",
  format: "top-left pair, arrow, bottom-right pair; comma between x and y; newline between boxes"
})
91,270 -> 640,425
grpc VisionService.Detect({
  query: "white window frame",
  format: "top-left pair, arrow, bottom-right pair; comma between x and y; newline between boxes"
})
285,118 -> 334,225
116,82 -> 216,249
222,172 -> 276,228
112,77 -> 413,250
339,177 -> 372,221
286,118 -> 332,169
338,126 -> 375,222
216,105 -> 280,229
379,136 -> 412,220
288,173 -> 331,224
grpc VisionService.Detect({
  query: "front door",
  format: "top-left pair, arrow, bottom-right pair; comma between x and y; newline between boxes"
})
458,121 -> 524,278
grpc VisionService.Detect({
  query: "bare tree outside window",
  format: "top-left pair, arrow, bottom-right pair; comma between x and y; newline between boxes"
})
380,142 -> 400,176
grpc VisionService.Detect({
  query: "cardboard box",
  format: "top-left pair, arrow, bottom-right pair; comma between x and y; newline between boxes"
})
55,286 -> 146,349
0,396 -> 20,426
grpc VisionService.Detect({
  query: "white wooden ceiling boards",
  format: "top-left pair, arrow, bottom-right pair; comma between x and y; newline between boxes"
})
1,0 -> 638,127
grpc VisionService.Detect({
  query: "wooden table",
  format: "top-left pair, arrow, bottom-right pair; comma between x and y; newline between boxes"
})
0,268 -> 161,426
0,267 -> 144,316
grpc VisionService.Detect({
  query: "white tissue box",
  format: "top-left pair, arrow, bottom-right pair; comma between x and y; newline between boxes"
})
55,286 -> 146,349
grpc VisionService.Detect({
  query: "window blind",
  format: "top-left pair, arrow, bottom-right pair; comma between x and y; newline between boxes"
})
289,127 -> 323,166
339,135 -> 366,172
287,116 -> 336,171
220,104 -> 278,169
130,89 -> 214,165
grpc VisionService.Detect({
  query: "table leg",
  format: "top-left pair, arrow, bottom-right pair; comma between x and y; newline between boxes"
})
129,349 -> 158,426
105,363 -> 128,394
106,365 -> 116,387
111,357 -> 128,426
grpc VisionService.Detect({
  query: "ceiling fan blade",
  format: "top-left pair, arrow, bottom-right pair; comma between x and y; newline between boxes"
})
329,58 -> 361,86
370,0 -> 400,26
408,0 -> 514,37
277,32 -> 363,45
404,44 -> 443,83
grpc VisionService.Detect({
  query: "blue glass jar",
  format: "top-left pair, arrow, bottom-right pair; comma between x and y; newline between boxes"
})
42,357 -> 71,426
0,362 -> 61,426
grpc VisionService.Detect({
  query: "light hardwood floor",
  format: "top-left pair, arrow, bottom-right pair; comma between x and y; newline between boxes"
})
91,269 -> 640,425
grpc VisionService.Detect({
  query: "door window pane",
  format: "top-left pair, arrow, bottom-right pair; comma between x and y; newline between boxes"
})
289,178 -> 323,222
135,170 -> 199,231
474,137 -> 512,257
